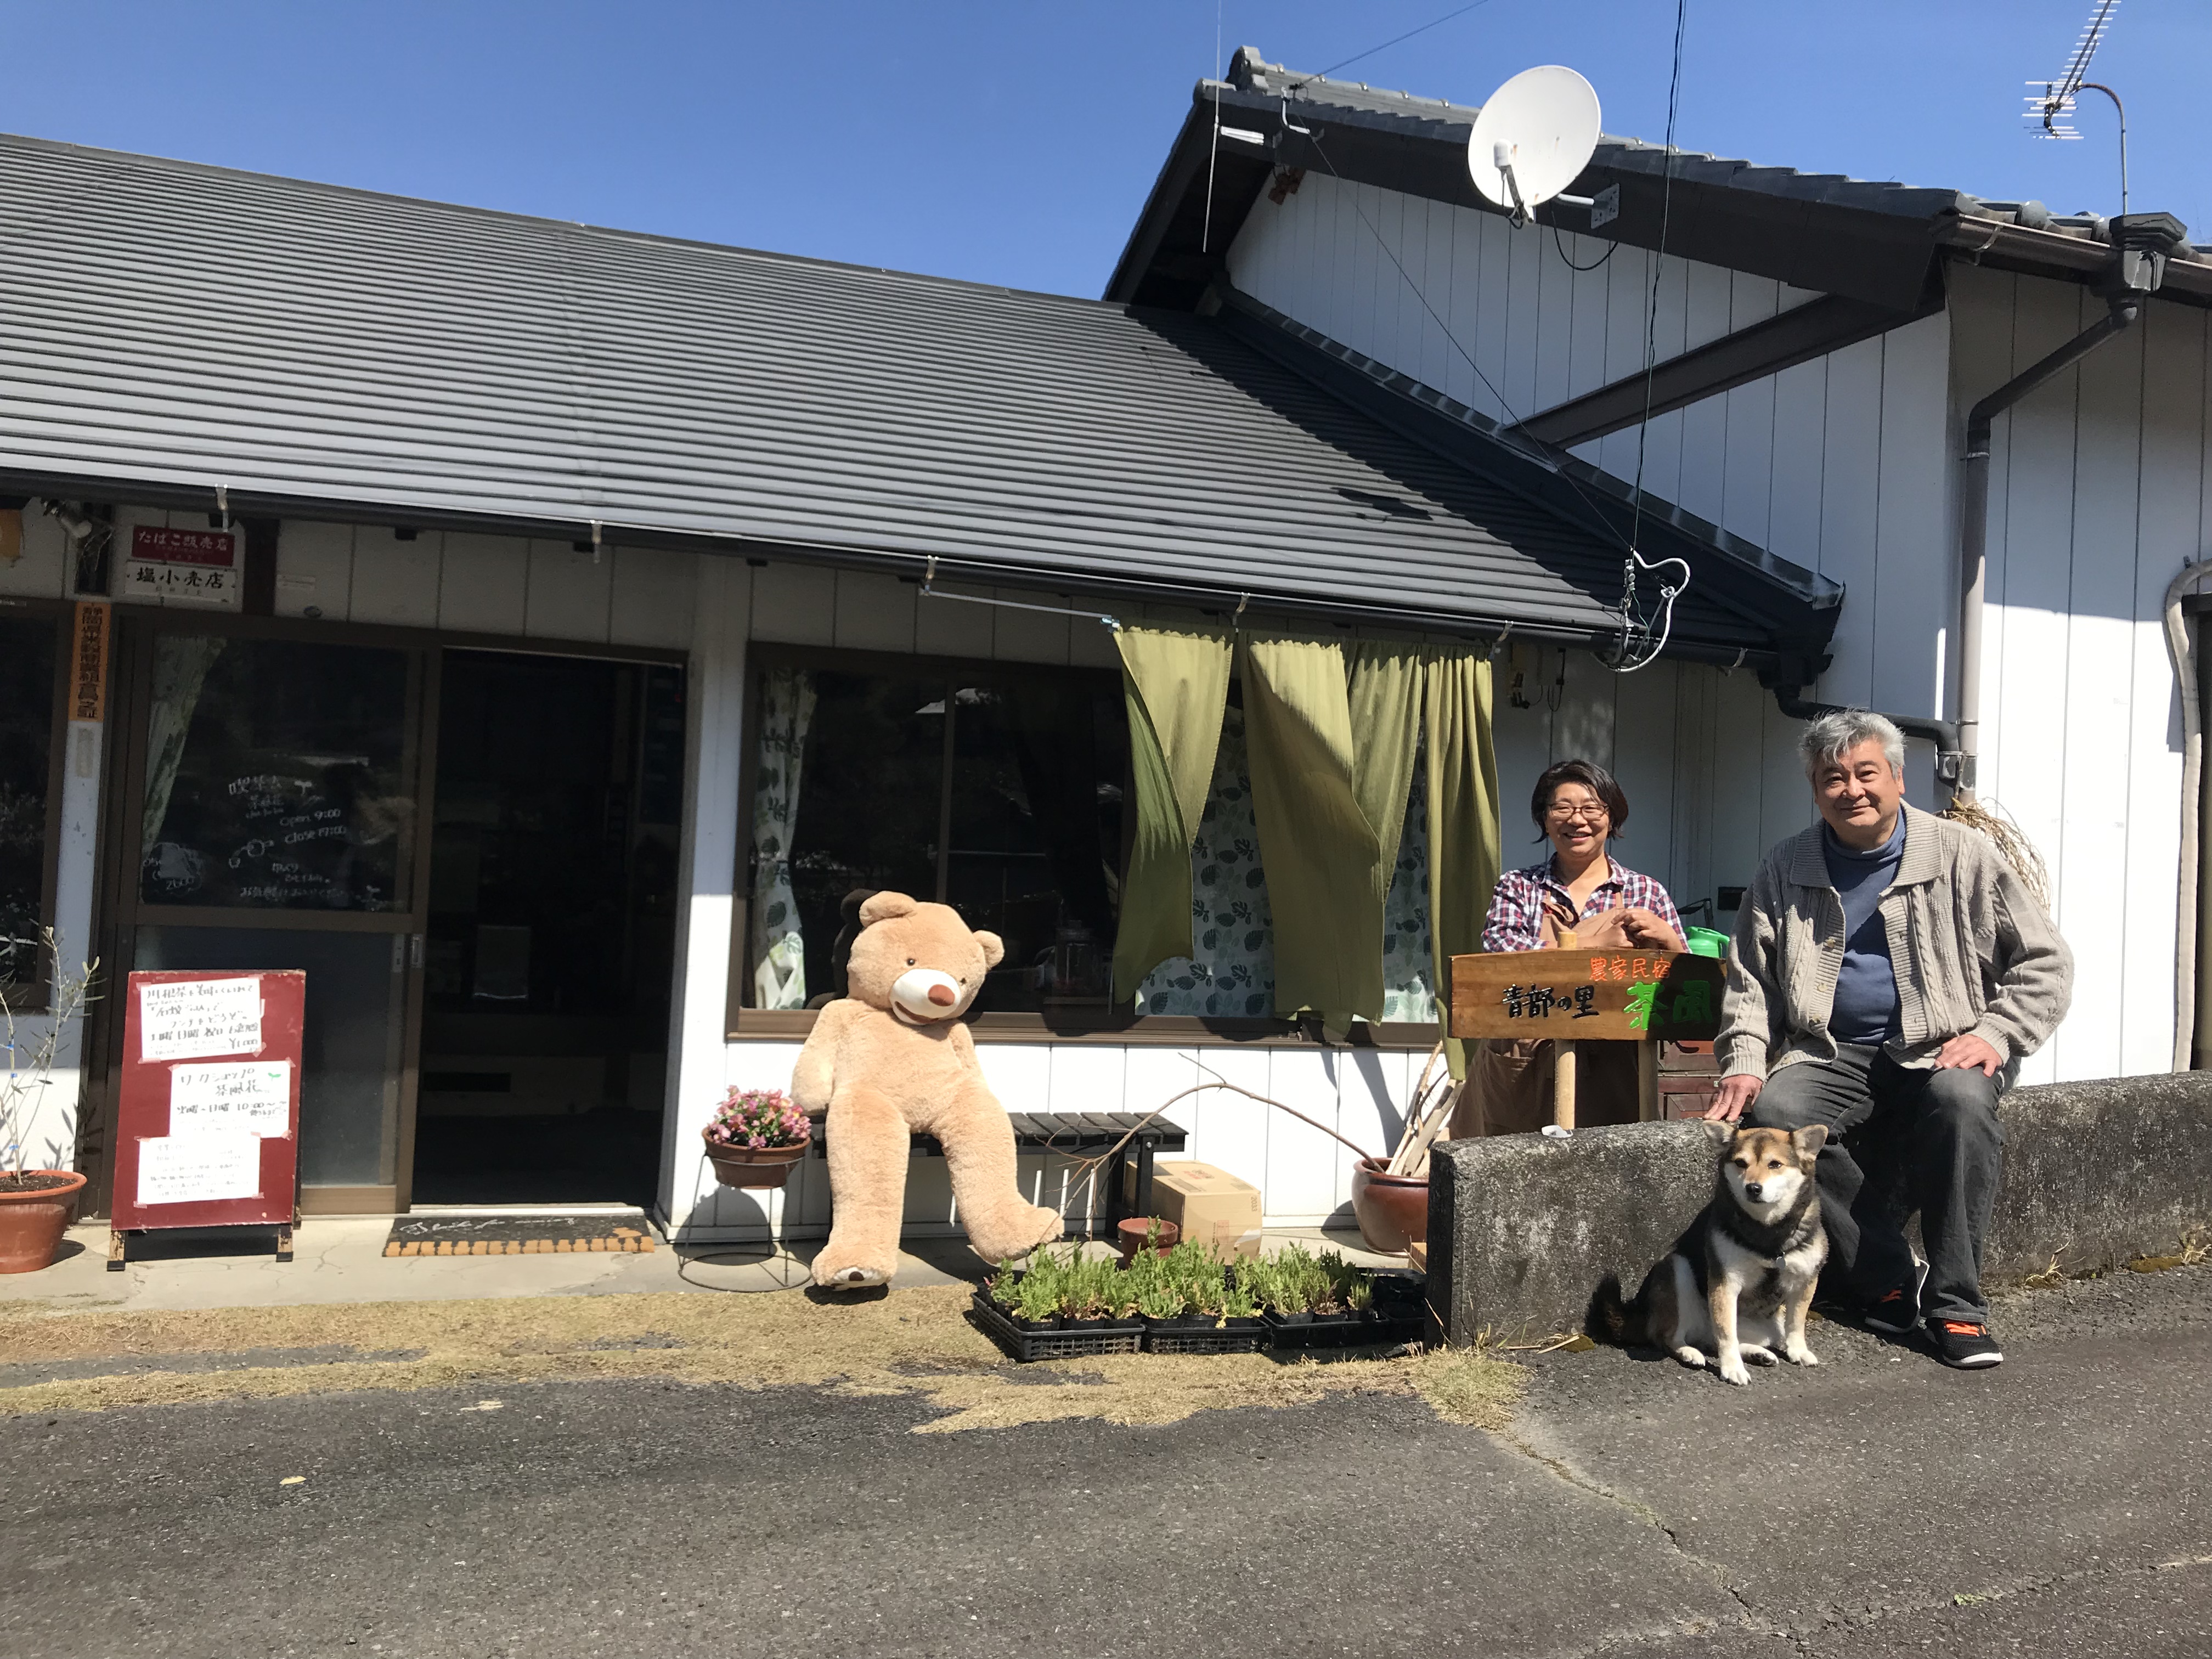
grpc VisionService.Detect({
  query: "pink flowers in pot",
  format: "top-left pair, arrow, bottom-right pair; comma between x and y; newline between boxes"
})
704,1086 -> 810,1150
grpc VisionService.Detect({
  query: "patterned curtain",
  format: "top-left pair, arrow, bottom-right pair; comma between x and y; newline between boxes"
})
1380,747 -> 1436,1023
748,667 -> 817,1009
141,634 -> 229,850
1138,705 -> 1276,1017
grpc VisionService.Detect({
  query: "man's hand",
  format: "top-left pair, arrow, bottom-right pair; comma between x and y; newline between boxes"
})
1933,1032 -> 2004,1076
1704,1073 -> 1762,1122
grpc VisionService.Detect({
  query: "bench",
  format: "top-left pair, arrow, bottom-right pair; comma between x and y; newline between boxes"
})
811,1111 -> 1188,1235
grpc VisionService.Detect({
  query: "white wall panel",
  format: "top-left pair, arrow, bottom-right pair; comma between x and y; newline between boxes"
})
348,528 -> 442,627
437,532 -> 530,634
523,538 -> 613,642
749,560 -> 837,645
608,546 -> 698,650
275,520 -> 354,620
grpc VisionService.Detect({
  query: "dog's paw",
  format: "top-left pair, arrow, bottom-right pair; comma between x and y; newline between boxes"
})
1671,1345 -> 1707,1370
1784,1341 -> 1819,1367
1717,1356 -> 1753,1387
1740,1344 -> 1779,1366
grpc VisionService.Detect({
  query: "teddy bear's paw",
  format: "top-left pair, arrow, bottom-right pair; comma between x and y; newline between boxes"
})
970,1207 -> 1063,1263
810,1255 -> 895,1290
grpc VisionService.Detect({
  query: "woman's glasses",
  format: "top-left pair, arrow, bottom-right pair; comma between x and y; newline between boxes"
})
1545,802 -> 1610,822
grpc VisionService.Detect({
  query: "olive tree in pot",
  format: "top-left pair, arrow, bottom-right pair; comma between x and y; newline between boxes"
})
1,933 -> 98,1274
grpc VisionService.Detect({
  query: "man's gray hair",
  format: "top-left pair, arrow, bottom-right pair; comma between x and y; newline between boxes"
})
1799,709 -> 1905,780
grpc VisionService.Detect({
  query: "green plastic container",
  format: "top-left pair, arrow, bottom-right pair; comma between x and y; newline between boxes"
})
1684,926 -> 1730,959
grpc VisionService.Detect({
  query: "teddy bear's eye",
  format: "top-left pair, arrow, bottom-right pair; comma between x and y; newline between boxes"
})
905,957 -> 916,967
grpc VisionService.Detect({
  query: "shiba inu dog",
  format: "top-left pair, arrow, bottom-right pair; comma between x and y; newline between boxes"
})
1596,1121 -> 1830,1386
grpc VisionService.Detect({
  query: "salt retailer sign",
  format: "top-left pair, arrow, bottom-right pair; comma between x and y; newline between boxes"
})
109,970 -> 304,1266
120,524 -> 240,607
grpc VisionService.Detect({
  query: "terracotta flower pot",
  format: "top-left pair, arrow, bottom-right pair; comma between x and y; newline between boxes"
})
0,1170 -> 88,1273
701,1130 -> 809,1190
1114,1216 -> 1180,1264
1350,1157 -> 1428,1257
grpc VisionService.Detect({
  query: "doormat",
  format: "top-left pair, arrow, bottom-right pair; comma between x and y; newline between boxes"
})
382,1214 -> 658,1257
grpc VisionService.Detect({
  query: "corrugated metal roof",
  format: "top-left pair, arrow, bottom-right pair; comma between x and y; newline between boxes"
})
1,132 -> 1802,650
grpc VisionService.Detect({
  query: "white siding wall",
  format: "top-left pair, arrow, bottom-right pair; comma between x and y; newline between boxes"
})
1227,175 -> 2212,1085
1952,266 -> 2211,1085
1227,171 -> 1818,431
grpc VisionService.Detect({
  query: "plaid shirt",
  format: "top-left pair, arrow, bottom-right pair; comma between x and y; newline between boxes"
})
1481,856 -> 1684,952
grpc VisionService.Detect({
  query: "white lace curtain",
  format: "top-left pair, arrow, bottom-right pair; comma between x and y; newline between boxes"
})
749,667 -> 816,1009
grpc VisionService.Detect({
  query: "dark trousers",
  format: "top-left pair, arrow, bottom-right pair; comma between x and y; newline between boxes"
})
1747,1045 -> 2006,1324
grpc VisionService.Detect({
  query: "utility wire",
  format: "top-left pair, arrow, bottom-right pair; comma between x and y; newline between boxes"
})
1301,0 -> 1502,84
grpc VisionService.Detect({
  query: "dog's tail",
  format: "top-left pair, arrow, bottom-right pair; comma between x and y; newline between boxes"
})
1586,1272 -> 1637,1346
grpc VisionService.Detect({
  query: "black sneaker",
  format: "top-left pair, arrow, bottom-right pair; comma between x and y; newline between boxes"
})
1926,1318 -> 2004,1369
1862,1258 -> 1929,1335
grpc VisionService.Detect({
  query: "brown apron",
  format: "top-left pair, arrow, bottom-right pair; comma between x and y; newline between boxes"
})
1450,1037 -> 1643,1137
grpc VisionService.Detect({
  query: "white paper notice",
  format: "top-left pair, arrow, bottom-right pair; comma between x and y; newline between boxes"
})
168,1060 -> 292,1138
138,977 -> 263,1063
136,1132 -> 263,1207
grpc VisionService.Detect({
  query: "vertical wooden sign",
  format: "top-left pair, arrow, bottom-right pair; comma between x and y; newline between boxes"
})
69,601 -> 109,723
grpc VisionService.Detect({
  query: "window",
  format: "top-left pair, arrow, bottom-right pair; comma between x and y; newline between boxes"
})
743,652 -> 1127,1020
0,607 -> 63,997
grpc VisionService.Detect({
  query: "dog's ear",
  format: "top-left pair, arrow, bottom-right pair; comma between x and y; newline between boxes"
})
1791,1124 -> 1830,1156
1701,1119 -> 1734,1150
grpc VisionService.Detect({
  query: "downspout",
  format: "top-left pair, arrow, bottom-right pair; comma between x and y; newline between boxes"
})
2164,561 -> 2209,1069
1953,213 -> 2187,795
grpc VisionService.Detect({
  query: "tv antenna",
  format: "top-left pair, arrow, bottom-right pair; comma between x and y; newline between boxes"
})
2025,0 -> 2128,215
1467,65 -> 1609,230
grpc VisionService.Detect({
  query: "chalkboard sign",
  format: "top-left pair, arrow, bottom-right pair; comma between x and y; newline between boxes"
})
110,969 -> 304,1266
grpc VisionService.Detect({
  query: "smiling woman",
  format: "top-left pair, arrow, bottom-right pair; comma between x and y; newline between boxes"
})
1461,758 -> 1686,1136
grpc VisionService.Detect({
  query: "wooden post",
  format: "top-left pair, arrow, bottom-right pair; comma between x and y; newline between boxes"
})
1637,1041 -> 1660,1122
1551,1040 -> 1577,1132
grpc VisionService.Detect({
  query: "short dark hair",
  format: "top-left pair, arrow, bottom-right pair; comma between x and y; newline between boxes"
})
1531,759 -> 1629,841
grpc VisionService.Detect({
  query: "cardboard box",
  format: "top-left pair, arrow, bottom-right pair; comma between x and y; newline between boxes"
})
1123,1160 -> 1263,1259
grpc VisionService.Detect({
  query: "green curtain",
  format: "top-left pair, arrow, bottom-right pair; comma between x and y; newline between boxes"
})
1425,646 -> 1502,1077
1239,635 -> 1385,1027
1348,641 -> 1426,906
1110,624 -> 1232,1000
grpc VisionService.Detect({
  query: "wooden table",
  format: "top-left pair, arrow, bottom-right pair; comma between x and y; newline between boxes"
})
1449,949 -> 1725,1131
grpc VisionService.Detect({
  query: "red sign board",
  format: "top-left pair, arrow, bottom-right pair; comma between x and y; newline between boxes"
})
129,526 -> 236,567
111,970 -> 303,1233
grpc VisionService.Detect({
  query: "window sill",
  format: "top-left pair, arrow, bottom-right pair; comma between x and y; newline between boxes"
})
727,1010 -> 1441,1049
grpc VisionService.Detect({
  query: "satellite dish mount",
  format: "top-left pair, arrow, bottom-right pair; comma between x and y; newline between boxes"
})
1468,65 -> 1604,230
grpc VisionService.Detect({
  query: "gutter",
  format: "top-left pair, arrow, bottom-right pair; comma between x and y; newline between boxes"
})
1765,214 -> 2188,793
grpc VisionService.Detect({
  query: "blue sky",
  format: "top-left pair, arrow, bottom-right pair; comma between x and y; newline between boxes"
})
3,2 -> 2203,297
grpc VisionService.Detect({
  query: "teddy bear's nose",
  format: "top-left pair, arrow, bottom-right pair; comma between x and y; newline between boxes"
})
927,983 -> 957,1007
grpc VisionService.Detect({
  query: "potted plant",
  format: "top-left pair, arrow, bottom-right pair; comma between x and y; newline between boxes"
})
1058,1254 -> 1124,1333
1011,1258 -> 1063,1331
700,1086 -> 811,1189
1114,1214 -> 1178,1265
1,934 -> 97,1275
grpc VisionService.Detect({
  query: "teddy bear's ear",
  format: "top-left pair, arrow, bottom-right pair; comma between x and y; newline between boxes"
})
973,929 -> 1006,968
858,891 -> 918,926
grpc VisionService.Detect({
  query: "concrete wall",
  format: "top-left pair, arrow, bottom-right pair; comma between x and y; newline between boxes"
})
1429,1073 -> 2212,1344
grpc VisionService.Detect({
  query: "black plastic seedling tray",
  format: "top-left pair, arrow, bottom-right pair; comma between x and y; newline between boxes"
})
968,1289 -> 1145,1362
1141,1317 -> 1269,1356
1263,1310 -> 1425,1350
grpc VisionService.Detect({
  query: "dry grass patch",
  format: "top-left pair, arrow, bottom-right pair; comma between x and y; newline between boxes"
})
0,1287 -> 1526,1434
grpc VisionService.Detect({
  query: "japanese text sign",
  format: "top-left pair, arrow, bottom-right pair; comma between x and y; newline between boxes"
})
1449,949 -> 1725,1043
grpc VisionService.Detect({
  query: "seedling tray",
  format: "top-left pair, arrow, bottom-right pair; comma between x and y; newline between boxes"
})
1263,1310 -> 1424,1350
1142,1318 -> 1268,1356
968,1289 -> 1144,1362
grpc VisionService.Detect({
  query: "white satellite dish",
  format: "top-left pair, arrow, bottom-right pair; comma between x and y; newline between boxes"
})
1468,65 -> 1604,228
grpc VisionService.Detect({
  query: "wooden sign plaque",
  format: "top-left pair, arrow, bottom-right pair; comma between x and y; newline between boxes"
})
1448,950 -> 1726,1131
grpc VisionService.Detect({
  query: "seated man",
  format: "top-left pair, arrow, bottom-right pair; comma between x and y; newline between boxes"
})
1706,711 -> 2071,1370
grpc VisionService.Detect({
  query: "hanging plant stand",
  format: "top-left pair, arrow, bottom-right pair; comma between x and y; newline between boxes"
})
701,1130 -> 809,1190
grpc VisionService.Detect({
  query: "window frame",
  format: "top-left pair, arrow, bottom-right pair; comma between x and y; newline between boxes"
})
0,597 -> 74,1012
725,639 -> 1437,1051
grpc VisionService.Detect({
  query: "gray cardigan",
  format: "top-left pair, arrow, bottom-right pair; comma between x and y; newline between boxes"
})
1716,804 -> 2074,1080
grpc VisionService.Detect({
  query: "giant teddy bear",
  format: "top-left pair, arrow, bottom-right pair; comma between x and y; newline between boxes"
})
792,891 -> 1062,1288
